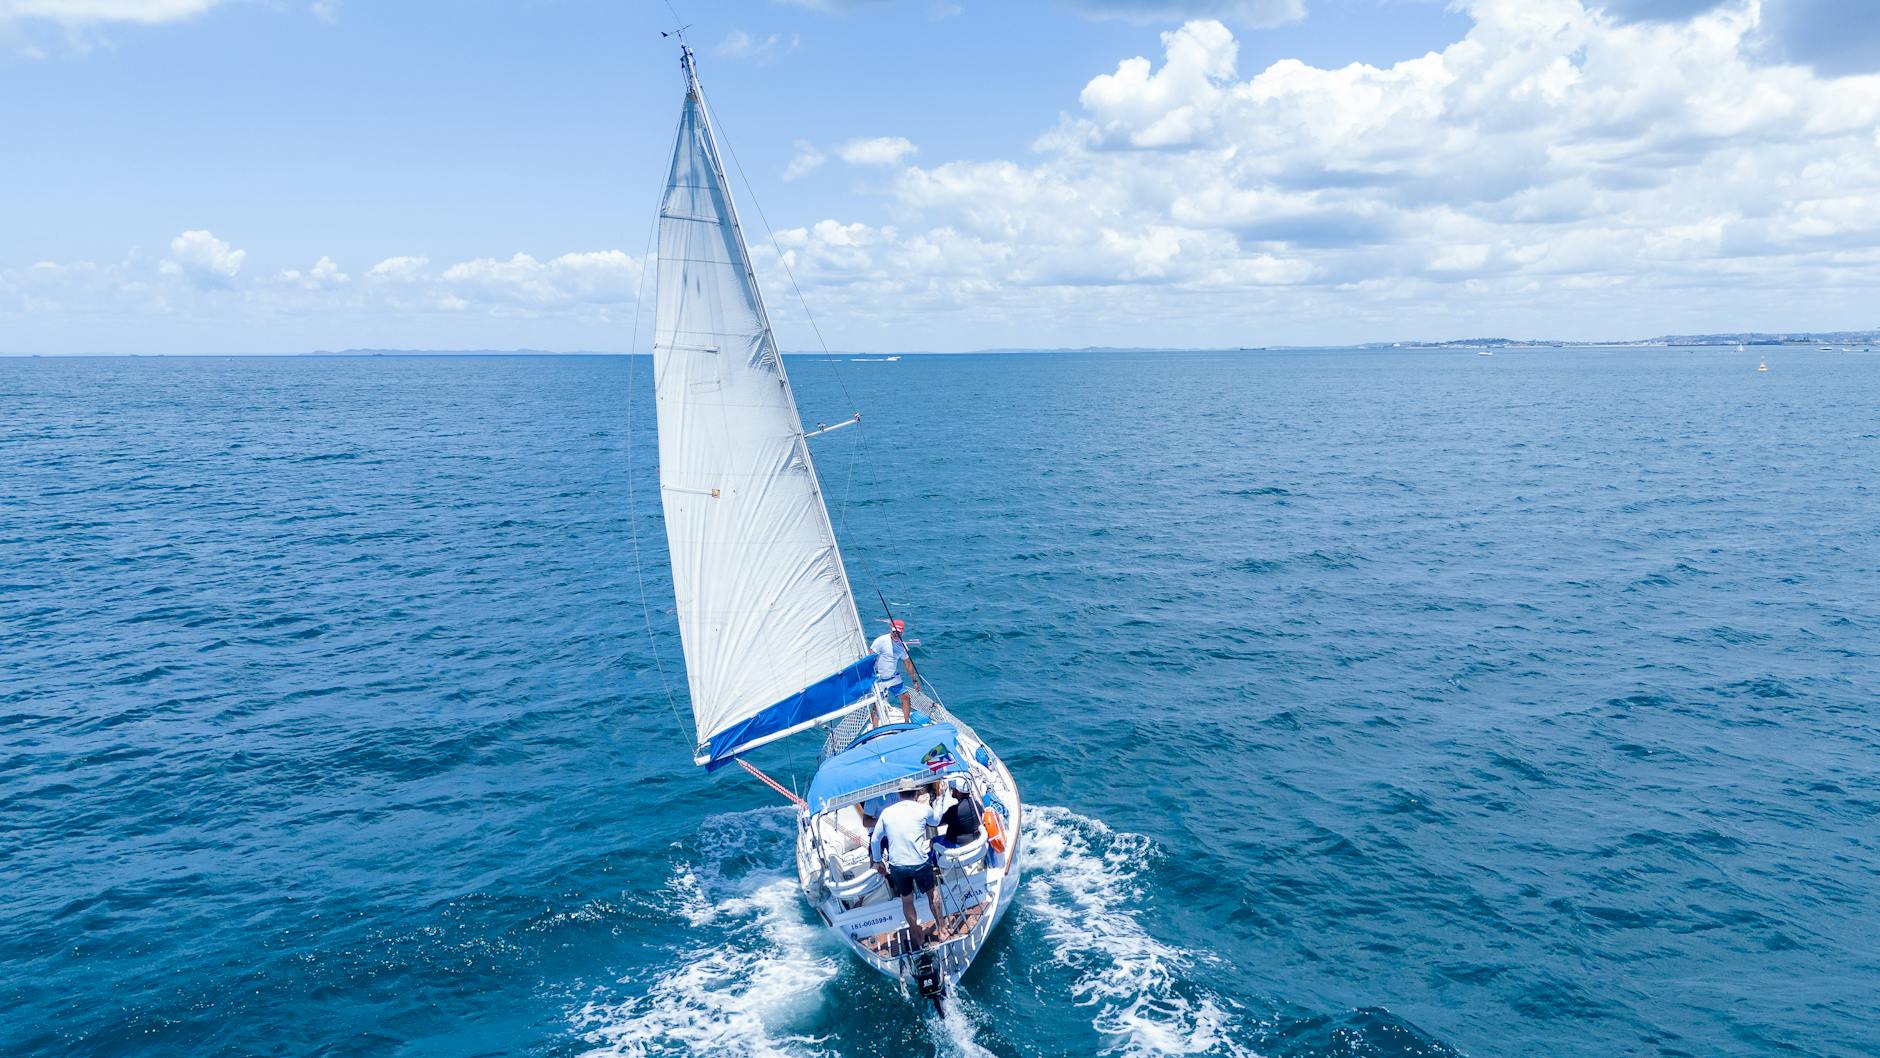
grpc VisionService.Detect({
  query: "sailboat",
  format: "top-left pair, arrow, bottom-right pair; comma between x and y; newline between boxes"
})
647,41 -> 1023,1011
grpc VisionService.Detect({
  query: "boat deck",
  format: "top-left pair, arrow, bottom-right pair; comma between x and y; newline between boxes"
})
857,902 -> 986,959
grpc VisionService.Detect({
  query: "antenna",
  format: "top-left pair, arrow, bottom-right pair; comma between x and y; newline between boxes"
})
660,0 -> 691,44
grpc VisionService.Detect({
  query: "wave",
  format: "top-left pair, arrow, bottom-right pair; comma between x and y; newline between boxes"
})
575,805 -> 1259,1057
1022,806 -> 1259,1058
573,809 -> 840,1058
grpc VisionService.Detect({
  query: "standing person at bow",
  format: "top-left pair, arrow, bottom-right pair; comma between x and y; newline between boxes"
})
871,618 -> 918,723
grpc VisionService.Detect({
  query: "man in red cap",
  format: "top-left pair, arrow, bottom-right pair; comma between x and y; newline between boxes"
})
871,618 -> 918,722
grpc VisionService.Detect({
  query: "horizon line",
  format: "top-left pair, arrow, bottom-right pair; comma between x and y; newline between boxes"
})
5,329 -> 1879,359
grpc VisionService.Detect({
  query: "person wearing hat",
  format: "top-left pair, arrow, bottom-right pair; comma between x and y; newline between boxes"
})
869,785 -> 948,947
930,777 -> 982,849
871,618 -> 918,723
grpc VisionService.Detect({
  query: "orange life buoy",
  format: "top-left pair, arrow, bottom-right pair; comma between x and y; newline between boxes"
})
984,806 -> 1007,855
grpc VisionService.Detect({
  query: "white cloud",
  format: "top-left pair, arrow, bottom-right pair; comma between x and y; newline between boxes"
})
4,245 -> 648,347
11,0 -> 1880,351
722,1 -> 1880,346
366,255 -> 429,282
0,0 -> 225,23
782,140 -> 827,181
159,229 -> 244,289
837,136 -> 918,166
309,0 -> 337,24
1080,19 -> 1239,147
280,255 -> 348,289
439,250 -> 641,307
714,29 -> 798,62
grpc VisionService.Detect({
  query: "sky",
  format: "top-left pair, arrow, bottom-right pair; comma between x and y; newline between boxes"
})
2,0 -> 1878,354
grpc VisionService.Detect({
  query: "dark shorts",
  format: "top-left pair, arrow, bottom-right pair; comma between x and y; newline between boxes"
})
887,862 -> 936,897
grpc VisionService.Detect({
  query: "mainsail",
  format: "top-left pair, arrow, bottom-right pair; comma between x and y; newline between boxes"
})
653,48 -> 872,768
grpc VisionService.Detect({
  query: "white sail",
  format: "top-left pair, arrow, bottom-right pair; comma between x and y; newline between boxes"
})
653,50 -> 872,768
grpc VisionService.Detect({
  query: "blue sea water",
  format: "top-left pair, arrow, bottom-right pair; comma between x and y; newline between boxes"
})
3,347 -> 1877,1058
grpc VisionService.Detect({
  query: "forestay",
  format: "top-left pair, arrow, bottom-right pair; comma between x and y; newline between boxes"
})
653,51 -> 872,768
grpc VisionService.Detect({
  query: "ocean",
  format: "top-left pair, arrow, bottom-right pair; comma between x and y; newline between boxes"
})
3,348 -> 1876,1058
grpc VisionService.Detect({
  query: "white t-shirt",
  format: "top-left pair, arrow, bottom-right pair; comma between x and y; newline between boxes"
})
871,633 -> 908,681
871,797 -> 943,868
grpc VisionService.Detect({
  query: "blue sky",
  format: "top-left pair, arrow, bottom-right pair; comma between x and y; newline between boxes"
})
3,0 -> 1878,353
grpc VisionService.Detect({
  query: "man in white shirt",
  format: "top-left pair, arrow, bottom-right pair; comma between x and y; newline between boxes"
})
871,618 -> 917,722
870,786 -> 948,947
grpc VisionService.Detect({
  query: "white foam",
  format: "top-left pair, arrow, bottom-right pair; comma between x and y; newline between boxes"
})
576,804 -> 1253,1058
575,809 -> 841,1058
1024,805 -> 1260,1058
928,991 -> 999,1058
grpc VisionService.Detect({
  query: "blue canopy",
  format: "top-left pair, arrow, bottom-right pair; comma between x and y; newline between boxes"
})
806,723 -> 969,814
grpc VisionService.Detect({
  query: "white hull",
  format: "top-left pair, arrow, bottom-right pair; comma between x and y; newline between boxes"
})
793,690 -> 1023,1000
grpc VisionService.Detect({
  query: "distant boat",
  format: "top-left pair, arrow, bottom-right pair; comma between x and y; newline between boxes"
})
1477,349 -> 1494,356
646,39 -> 1023,1015
1757,358 -> 1769,372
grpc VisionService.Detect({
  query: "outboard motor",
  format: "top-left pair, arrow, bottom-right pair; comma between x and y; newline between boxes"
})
912,949 -> 945,1012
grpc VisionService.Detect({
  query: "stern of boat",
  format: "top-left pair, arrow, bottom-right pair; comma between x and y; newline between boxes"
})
795,685 -> 1022,996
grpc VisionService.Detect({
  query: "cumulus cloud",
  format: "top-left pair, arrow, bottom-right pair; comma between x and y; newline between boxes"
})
11,0 -> 1880,350
1080,19 -> 1239,147
0,0 -> 226,22
279,255 -> 347,289
365,255 -> 429,282
4,245 -> 646,342
159,229 -> 245,289
783,140 -> 827,181
837,136 -> 918,166
438,250 -> 640,307
724,0 -> 1880,346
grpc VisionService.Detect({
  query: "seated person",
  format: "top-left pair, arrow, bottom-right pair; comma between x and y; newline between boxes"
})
930,778 -> 981,847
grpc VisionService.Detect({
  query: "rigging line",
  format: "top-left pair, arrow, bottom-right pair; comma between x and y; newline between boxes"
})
627,109 -> 691,750
737,758 -> 808,809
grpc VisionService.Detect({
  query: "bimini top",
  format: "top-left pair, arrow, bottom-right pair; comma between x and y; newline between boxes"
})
806,723 -> 969,814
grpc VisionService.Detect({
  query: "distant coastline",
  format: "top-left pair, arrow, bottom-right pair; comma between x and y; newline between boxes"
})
5,331 -> 1875,358
306,331 -> 1880,355
1356,329 -> 1880,350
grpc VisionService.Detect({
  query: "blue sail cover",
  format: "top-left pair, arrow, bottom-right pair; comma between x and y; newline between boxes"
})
806,723 -> 969,812
702,654 -> 876,771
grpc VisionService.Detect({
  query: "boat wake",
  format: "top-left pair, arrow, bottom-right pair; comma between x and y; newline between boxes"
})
1023,805 -> 1260,1058
574,809 -> 840,1058
574,806 -> 1257,1058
